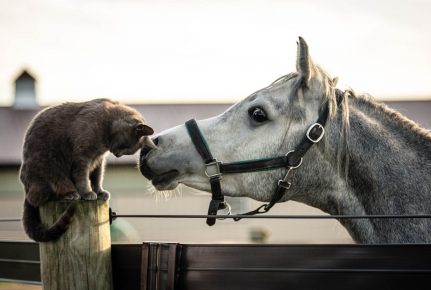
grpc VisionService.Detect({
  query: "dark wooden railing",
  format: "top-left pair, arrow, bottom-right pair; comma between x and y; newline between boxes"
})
2,241 -> 431,290
2,205 -> 431,290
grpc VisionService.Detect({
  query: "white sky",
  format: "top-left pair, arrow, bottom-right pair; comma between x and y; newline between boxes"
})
1,0 -> 431,105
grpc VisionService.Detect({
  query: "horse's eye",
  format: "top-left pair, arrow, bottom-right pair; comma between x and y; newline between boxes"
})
248,107 -> 268,123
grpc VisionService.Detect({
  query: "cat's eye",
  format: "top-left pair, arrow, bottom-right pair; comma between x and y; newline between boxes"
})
248,107 -> 268,123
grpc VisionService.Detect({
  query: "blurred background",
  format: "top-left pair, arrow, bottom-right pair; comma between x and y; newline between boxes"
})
1,0 -> 431,271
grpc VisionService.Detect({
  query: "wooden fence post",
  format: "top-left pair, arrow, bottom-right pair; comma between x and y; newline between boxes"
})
39,200 -> 113,290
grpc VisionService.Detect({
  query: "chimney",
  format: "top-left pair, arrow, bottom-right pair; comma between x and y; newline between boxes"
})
13,69 -> 39,110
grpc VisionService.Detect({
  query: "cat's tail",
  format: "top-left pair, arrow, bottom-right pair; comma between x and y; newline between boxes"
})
22,200 -> 76,242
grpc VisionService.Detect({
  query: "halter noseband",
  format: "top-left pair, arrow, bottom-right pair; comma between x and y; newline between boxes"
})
185,91 -> 343,226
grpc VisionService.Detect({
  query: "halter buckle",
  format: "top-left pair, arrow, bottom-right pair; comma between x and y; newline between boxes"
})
277,180 -> 291,190
205,160 -> 223,178
306,123 -> 325,143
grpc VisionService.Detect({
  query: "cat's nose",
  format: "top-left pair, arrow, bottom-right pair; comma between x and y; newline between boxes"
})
143,136 -> 157,149
141,137 -> 158,158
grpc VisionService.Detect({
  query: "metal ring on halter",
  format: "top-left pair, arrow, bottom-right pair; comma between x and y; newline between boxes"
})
216,202 -> 232,220
285,150 -> 303,169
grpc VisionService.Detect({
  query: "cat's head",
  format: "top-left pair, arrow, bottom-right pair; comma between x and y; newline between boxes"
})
109,115 -> 154,158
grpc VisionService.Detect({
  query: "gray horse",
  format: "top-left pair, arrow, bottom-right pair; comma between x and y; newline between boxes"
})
140,37 -> 431,244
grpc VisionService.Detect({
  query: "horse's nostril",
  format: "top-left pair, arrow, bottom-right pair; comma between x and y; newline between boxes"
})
153,137 -> 159,146
141,145 -> 153,157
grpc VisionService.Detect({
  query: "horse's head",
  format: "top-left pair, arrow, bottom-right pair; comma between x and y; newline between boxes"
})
140,37 -> 340,202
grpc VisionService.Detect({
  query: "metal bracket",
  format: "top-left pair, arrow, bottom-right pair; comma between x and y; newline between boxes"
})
109,208 -> 117,225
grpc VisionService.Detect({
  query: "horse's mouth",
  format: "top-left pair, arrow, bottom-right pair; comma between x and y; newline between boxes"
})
139,146 -> 180,190
152,170 -> 180,187
140,166 -> 180,190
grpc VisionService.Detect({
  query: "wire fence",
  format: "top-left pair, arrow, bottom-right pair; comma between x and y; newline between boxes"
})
3,213 -> 431,223
110,213 -> 431,220
0,218 -> 21,222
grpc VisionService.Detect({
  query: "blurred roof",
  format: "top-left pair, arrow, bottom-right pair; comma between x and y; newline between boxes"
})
1,101 -> 430,166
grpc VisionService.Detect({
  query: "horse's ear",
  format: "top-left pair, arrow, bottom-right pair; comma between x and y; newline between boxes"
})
296,36 -> 316,87
332,77 -> 339,86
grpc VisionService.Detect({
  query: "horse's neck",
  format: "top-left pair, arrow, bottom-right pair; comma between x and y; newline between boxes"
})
345,97 -> 431,205
314,96 -> 431,243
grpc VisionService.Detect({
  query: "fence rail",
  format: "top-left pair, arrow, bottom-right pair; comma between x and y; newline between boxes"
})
3,241 -> 431,290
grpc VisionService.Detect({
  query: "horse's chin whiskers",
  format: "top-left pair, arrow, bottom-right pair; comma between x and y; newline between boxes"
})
149,185 -> 183,201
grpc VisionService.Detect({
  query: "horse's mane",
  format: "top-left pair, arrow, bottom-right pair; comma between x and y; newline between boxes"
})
327,87 -> 431,181
348,91 -> 431,143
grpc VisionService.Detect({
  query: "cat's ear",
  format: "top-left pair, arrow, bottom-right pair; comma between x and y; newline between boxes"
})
135,124 -> 154,137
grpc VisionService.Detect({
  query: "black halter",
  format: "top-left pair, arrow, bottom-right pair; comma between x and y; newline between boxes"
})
185,91 -> 343,226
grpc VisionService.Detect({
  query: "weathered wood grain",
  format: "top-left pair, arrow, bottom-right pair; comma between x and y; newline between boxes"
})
39,201 -> 113,290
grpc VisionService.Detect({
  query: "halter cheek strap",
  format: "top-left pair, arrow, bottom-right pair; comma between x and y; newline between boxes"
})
185,119 -> 226,226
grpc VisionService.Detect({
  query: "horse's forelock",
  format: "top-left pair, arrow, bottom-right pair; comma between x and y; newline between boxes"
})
269,72 -> 299,87
310,64 -> 352,182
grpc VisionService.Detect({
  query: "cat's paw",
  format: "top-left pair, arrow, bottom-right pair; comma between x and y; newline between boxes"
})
63,192 -> 80,200
80,191 -> 98,200
97,190 -> 111,201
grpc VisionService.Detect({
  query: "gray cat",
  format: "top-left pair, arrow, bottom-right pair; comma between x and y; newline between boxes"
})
20,98 -> 154,242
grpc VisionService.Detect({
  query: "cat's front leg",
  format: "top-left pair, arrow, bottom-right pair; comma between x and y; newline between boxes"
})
90,160 -> 110,201
53,177 -> 80,201
72,160 -> 97,200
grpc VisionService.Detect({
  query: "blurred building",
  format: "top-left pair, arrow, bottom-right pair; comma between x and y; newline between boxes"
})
1,70 -> 430,244
13,70 -> 38,110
